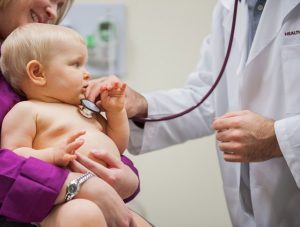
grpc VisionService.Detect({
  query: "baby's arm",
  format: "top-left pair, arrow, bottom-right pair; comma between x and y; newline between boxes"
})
98,81 -> 129,153
1,102 -> 83,166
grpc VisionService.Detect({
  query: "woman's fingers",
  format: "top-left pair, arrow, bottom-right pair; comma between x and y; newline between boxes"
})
69,159 -> 89,173
90,150 -> 121,168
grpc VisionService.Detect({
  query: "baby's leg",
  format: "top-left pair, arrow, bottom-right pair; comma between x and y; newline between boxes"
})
130,210 -> 154,227
40,199 -> 106,227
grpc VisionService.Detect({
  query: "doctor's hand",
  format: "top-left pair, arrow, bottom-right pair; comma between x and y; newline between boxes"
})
69,150 -> 139,200
86,75 -> 148,118
212,110 -> 282,162
86,75 -> 120,103
125,85 -> 148,118
86,75 -> 125,112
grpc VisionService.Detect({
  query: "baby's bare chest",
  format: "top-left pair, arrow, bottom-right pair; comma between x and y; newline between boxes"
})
39,104 -> 101,131
34,103 -> 105,146
31,102 -> 119,159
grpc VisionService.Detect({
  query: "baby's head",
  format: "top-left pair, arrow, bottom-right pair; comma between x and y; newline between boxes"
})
0,23 -> 88,100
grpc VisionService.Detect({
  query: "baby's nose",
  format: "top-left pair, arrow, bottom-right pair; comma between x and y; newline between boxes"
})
83,73 -> 90,80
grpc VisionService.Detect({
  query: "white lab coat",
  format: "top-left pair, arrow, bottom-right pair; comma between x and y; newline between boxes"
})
128,0 -> 300,226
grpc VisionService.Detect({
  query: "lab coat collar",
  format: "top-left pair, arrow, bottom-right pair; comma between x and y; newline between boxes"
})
247,0 -> 300,64
220,0 -> 242,10
221,0 -> 300,68
220,0 -> 234,10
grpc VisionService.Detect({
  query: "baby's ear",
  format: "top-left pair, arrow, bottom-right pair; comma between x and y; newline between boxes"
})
26,60 -> 46,86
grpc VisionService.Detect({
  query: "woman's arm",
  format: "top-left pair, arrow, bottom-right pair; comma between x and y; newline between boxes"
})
0,149 -> 69,223
69,150 -> 140,201
0,149 -> 136,225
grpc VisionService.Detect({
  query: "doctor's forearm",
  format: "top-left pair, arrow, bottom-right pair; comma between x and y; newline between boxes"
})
125,86 -> 148,118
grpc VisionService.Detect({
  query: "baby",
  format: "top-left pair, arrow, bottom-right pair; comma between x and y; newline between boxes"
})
0,23 -> 151,227
0,23 -> 128,167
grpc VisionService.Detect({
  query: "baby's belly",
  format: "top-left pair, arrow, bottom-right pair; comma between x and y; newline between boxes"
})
77,131 -> 120,165
36,130 -> 120,167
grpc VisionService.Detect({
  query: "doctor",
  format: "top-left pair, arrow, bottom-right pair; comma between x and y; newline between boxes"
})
88,0 -> 300,226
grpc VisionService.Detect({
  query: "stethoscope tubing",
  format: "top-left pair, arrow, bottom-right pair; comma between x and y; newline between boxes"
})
131,0 -> 239,123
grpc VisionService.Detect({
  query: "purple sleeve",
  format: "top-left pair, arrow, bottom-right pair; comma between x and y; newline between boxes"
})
0,149 -> 69,223
121,155 -> 140,203
0,73 -> 69,222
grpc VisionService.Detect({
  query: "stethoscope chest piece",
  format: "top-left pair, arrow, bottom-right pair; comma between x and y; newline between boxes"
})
78,99 -> 101,119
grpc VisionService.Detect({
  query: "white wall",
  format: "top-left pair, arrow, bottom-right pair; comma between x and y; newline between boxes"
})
76,1 -> 231,226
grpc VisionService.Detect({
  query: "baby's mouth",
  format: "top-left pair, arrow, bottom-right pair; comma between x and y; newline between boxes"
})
30,11 -> 40,23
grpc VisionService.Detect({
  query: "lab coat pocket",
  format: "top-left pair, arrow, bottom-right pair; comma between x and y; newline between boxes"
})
281,44 -> 300,115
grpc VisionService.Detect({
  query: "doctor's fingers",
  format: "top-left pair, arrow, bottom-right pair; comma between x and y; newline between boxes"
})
85,79 -> 103,102
102,81 -> 126,93
215,128 -> 244,142
86,76 -> 121,101
212,116 -> 243,131
219,142 -> 247,162
223,153 -> 244,162
218,140 -> 246,155
218,110 -> 249,119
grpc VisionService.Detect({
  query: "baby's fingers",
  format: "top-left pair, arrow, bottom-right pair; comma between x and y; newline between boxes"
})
111,81 -> 126,91
120,82 -> 126,91
65,138 -> 85,154
67,130 -> 86,144
63,154 -> 77,163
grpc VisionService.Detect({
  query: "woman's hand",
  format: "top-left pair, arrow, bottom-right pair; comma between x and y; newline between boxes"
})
69,150 -> 139,199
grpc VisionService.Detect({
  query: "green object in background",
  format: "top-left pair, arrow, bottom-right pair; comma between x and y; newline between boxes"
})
85,35 -> 96,48
99,21 -> 114,42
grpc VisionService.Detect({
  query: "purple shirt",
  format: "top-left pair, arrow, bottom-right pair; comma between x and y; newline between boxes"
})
0,71 -> 139,223
0,73 -> 69,222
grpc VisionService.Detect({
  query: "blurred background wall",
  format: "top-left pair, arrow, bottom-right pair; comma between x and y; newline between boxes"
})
75,0 -> 231,226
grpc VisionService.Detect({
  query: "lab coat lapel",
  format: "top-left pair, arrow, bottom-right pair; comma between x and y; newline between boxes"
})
247,0 -> 300,64
220,0 -> 232,10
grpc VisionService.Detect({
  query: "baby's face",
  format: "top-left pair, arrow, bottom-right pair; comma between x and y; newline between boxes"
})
43,37 -> 90,105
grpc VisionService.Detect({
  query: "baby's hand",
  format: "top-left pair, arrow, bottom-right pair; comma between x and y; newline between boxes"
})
52,130 -> 85,166
98,81 -> 127,113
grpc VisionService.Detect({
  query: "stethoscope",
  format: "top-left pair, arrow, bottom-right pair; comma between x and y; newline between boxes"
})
79,98 -> 101,118
79,0 -> 239,122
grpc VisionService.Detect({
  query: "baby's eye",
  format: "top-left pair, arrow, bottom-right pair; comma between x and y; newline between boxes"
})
56,0 -> 65,11
57,2 -> 64,10
72,62 -> 81,67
